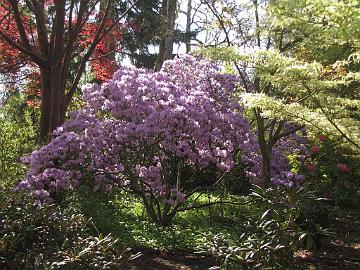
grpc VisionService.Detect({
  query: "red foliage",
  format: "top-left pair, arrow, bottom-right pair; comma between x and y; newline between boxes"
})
0,1 -> 124,108
307,163 -> 316,172
80,19 -> 123,81
0,2 -> 39,107
0,3 -> 29,75
318,135 -> 328,142
24,68 -> 42,108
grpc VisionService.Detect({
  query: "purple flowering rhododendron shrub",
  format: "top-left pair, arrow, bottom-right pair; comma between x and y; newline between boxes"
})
269,128 -> 307,187
19,55 -> 262,225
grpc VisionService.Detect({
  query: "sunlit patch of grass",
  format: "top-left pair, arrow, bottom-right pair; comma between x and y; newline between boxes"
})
66,189 -> 258,251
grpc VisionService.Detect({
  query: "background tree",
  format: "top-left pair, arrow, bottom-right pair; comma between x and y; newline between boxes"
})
0,0 -> 137,141
116,0 -> 177,70
154,0 -> 177,70
201,0 -> 360,186
197,0 -> 303,185
248,0 -> 360,154
116,0 -> 163,68
117,0 -> 199,69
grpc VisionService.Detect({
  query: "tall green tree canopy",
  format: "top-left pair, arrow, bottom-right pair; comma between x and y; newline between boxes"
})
201,0 -> 360,158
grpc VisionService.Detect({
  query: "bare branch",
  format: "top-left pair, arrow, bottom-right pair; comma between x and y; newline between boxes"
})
8,0 -> 32,49
30,0 -> 49,57
0,31 -> 46,66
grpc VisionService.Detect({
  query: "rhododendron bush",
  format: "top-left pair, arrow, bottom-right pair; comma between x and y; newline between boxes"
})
269,127 -> 307,187
19,56 -> 306,225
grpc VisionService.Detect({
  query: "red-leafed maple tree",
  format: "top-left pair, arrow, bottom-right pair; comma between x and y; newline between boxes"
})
0,0 -> 137,141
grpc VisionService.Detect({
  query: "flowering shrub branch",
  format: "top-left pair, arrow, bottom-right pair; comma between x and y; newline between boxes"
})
19,56 -> 262,225
19,55 -> 307,225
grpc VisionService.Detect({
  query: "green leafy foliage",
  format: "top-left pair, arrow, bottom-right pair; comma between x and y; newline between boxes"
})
202,186 -> 333,269
0,191 -> 138,269
201,46 -> 360,156
269,0 -> 360,60
199,0 -> 360,160
63,188 -> 255,252
304,137 -> 360,207
0,94 -> 37,188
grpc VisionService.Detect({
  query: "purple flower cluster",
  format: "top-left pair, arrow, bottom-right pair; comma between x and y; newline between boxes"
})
19,131 -> 84,204
270,128 -> 307,187
19,55 -> 261,204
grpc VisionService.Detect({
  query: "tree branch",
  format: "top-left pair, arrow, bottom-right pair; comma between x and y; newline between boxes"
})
0,31 -> 46,66
8,0 -> 32,49
30,0 -> 49,57
65,0 -> 139,108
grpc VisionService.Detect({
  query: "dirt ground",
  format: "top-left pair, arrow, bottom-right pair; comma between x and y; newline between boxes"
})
127,249 -> 216,270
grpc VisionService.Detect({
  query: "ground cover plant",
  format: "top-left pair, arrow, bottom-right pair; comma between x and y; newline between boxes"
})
0,190 -> 139,270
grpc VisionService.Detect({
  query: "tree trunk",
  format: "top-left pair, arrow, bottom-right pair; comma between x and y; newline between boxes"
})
158,211 -> 177,227
2,1 -> 136,143
260,144 -> 272,186
163,0 -> 176,61
49,1 -> 65,133
185,0 -> 192,53
141,193 -> 181,227
39,68 -> 66,143
142,196 -> 160,224
255,109 -> 272,186
49,72 -> 64,133
100,0 -> 116,64
155,0 -> 177,71
39,69 -> 52,141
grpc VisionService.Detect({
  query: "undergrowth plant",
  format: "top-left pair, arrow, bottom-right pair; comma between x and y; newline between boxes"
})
0,191 -> 139,269
202,185 -> 332,270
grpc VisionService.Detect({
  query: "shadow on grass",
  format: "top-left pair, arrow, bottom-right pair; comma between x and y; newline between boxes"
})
66,188 -> 255,252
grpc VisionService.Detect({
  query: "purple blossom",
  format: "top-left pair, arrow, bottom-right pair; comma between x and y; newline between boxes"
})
269,127 -> 308,187
19,55 -> 305,204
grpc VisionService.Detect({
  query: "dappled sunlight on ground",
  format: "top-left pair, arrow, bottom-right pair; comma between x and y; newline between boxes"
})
128,249 -> 216,270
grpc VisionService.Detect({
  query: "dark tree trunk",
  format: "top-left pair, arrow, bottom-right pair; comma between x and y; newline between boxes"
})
2,0 -> 137,143
185,0 -> 192,53
100,0 -> 116,63
260,143 -> 272,186
155,0 -> 177,71
39,68 -> 66,143
255,109 -> 272,186
49,1 -> 65,133
39,75 -> 66,142
39,69 -> 52,141
140,192 -> 181,227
